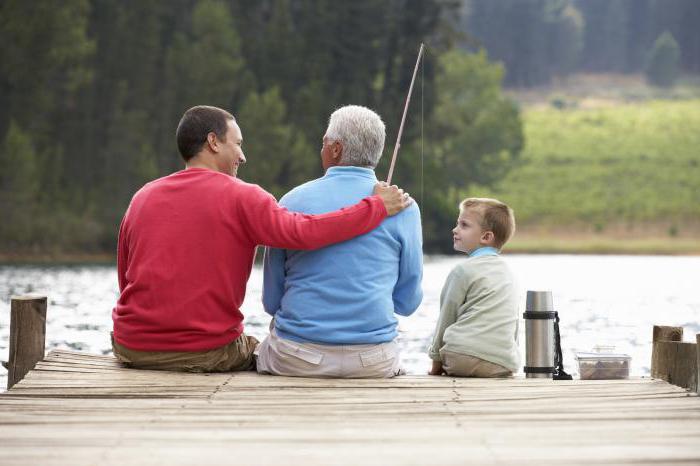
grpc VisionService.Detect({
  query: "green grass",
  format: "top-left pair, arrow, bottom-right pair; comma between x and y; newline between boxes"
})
506,236 -> 700,255
476,99 -> 700,240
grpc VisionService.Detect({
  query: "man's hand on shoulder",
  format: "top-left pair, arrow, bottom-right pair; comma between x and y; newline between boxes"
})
374,181 -> 413,216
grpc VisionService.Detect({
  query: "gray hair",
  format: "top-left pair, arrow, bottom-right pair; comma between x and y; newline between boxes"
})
324,105 -> 385,168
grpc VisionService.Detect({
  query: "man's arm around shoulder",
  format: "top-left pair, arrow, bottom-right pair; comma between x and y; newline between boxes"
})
237,182 -> 412,250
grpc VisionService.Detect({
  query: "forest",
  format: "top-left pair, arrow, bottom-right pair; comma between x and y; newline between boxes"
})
1,0 -> 698,256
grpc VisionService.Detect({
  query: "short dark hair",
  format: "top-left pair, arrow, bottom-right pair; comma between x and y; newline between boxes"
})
176,105 -> 235,161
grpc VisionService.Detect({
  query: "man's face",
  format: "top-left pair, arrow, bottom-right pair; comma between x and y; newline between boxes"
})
452,208 -> 489,254
217,120 -> 246,177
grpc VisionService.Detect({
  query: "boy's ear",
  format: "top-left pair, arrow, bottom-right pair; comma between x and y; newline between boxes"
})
481,230 -> 495,245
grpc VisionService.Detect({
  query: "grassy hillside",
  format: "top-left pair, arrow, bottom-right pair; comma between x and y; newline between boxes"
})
476,99 -> 700,253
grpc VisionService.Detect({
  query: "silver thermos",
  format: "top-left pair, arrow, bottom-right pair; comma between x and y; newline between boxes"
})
524,290 -> 556,379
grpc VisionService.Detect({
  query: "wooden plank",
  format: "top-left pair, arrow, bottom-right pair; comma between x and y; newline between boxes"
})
1,350 -> 699,465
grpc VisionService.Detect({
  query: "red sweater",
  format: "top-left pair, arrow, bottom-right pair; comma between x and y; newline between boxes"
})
113,168 -> 387,351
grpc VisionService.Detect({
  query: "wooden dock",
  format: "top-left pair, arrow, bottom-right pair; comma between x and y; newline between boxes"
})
1,350 -> 699,465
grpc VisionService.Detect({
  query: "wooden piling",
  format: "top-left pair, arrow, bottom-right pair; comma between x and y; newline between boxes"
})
650,325 -> 698,392
6,295 -> 47,390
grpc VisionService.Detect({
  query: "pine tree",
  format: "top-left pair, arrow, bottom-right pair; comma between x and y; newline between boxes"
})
164,0 -> 247,111
645,32 -> 681,87
237,88 -> 315,198
465,0 -> 583,87
0,122 -> 40,249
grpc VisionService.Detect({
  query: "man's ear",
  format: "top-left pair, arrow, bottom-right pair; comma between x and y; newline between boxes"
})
207,132 -> 219,153
332,141 -> 343,161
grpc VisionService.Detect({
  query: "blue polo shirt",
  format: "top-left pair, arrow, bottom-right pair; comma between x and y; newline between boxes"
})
262,166 -> 423,345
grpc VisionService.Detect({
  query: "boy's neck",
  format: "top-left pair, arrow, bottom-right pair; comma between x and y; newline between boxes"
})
468,246 -> 499,258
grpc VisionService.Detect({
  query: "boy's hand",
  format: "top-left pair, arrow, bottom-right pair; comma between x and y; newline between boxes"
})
373,182 -> 413,216
428,360 -> 445,376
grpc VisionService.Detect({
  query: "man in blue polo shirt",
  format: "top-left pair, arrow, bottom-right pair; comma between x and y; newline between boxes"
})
257,105 -> 423,378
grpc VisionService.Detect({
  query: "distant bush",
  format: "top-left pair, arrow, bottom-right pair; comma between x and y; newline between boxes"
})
646,32 -> 681,88
550,95 -> 578,110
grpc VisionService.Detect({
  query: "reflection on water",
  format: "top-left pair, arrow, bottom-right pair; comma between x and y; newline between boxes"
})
1,255 -> 699,390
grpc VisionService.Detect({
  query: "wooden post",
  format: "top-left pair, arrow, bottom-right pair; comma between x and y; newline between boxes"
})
651,325 -> 682,378
652,325 -> 683,344
697,334 -> 700,395
6,295 -> 47,390
650,325 -> 698,391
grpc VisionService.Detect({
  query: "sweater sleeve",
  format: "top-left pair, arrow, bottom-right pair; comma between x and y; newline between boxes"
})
392,203 -> 424,316
239,184 -> 388,249
428,266 -> 469,361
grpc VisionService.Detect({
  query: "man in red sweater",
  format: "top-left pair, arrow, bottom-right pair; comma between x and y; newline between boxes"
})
112,105 -> 410,372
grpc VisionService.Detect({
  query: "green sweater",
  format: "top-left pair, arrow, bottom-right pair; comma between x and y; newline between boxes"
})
428,255 -> 520,372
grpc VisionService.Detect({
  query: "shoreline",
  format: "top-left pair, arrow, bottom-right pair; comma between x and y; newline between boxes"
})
505,236 -> 700,256
1,237 -> 699,265
0,254 -> 115,266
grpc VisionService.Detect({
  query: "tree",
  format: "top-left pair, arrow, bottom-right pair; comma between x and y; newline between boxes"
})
0,0 -> 470,255
577,0 -> 628,72
0,0 -> 94,254
0,0 -> 94,138
547,3 -> 584,77
162,0 -> 250,174
236,88 -> 315,199
651,0 -> 700,74
645,32 -> 681,88
0,122 -> 40,250
465,0 -> 583,87
231,0 -> 457,157
429,50 -> 522,188
624,0 -> 655,72
416,49 -> 523,251
164,0 -> 246,108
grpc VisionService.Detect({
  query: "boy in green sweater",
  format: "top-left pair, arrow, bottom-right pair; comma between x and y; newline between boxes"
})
428,198 -> 520,377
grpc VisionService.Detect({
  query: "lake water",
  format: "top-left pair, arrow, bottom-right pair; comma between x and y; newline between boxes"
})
1,255 -> 699,391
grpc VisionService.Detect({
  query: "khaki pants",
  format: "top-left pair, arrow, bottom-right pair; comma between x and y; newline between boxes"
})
111,333 -> 258,373
256,328 -> 404,378
441,350 -> 512,378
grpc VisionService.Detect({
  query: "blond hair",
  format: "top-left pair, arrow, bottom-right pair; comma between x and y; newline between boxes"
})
460,198 -> 516,249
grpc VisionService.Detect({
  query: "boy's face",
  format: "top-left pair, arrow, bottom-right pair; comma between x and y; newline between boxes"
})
452,208 -> 494,254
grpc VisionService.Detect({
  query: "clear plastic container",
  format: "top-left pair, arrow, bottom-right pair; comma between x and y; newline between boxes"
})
575,349 -> 631,380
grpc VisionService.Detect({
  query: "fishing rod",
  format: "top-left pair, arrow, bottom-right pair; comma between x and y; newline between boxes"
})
386,43 -> 425,185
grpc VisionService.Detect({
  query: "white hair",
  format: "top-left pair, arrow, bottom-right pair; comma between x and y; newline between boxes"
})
324,105 -> 385,168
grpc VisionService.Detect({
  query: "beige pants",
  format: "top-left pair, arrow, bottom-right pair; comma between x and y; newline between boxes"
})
255,329 -> 404,378
112,332 -> 258,373
441,350 -> 512,378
